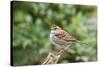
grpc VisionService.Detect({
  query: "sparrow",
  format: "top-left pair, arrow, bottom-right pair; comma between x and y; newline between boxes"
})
50,25 -> 76,50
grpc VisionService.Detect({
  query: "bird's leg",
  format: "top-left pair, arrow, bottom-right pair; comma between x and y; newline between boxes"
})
56,45 -> 69,55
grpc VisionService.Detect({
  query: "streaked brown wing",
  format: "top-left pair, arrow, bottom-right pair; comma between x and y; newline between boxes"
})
55,30 -> 76,42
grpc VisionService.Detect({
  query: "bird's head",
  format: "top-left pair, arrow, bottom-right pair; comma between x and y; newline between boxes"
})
50,25 -> 62,35
51,25 -> 61,31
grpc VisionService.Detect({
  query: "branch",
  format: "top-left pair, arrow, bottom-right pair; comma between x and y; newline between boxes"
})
42,47 -> 69,65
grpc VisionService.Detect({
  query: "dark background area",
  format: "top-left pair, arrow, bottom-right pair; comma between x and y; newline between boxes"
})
12,1 -> 97,66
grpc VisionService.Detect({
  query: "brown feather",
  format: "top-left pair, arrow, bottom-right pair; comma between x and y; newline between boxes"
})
55,30 -> 76,42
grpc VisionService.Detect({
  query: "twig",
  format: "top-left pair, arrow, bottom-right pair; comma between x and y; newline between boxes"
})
42,47 -> 68,65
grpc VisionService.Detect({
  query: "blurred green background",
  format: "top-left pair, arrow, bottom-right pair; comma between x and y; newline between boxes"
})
12,1 -> 97,66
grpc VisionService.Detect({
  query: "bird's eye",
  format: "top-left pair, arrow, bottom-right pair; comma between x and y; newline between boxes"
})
54,28 -> 57,30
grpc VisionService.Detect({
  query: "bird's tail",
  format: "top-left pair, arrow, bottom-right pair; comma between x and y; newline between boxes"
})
76,40 -> 89,45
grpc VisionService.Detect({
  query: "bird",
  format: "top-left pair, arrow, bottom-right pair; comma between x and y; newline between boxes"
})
50,25 -> 76,50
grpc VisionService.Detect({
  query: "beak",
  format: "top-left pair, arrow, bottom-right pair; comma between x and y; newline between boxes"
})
51,27 -> 54,30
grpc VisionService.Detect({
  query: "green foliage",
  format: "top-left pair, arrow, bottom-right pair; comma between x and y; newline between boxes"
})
12,1 -> 97,65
